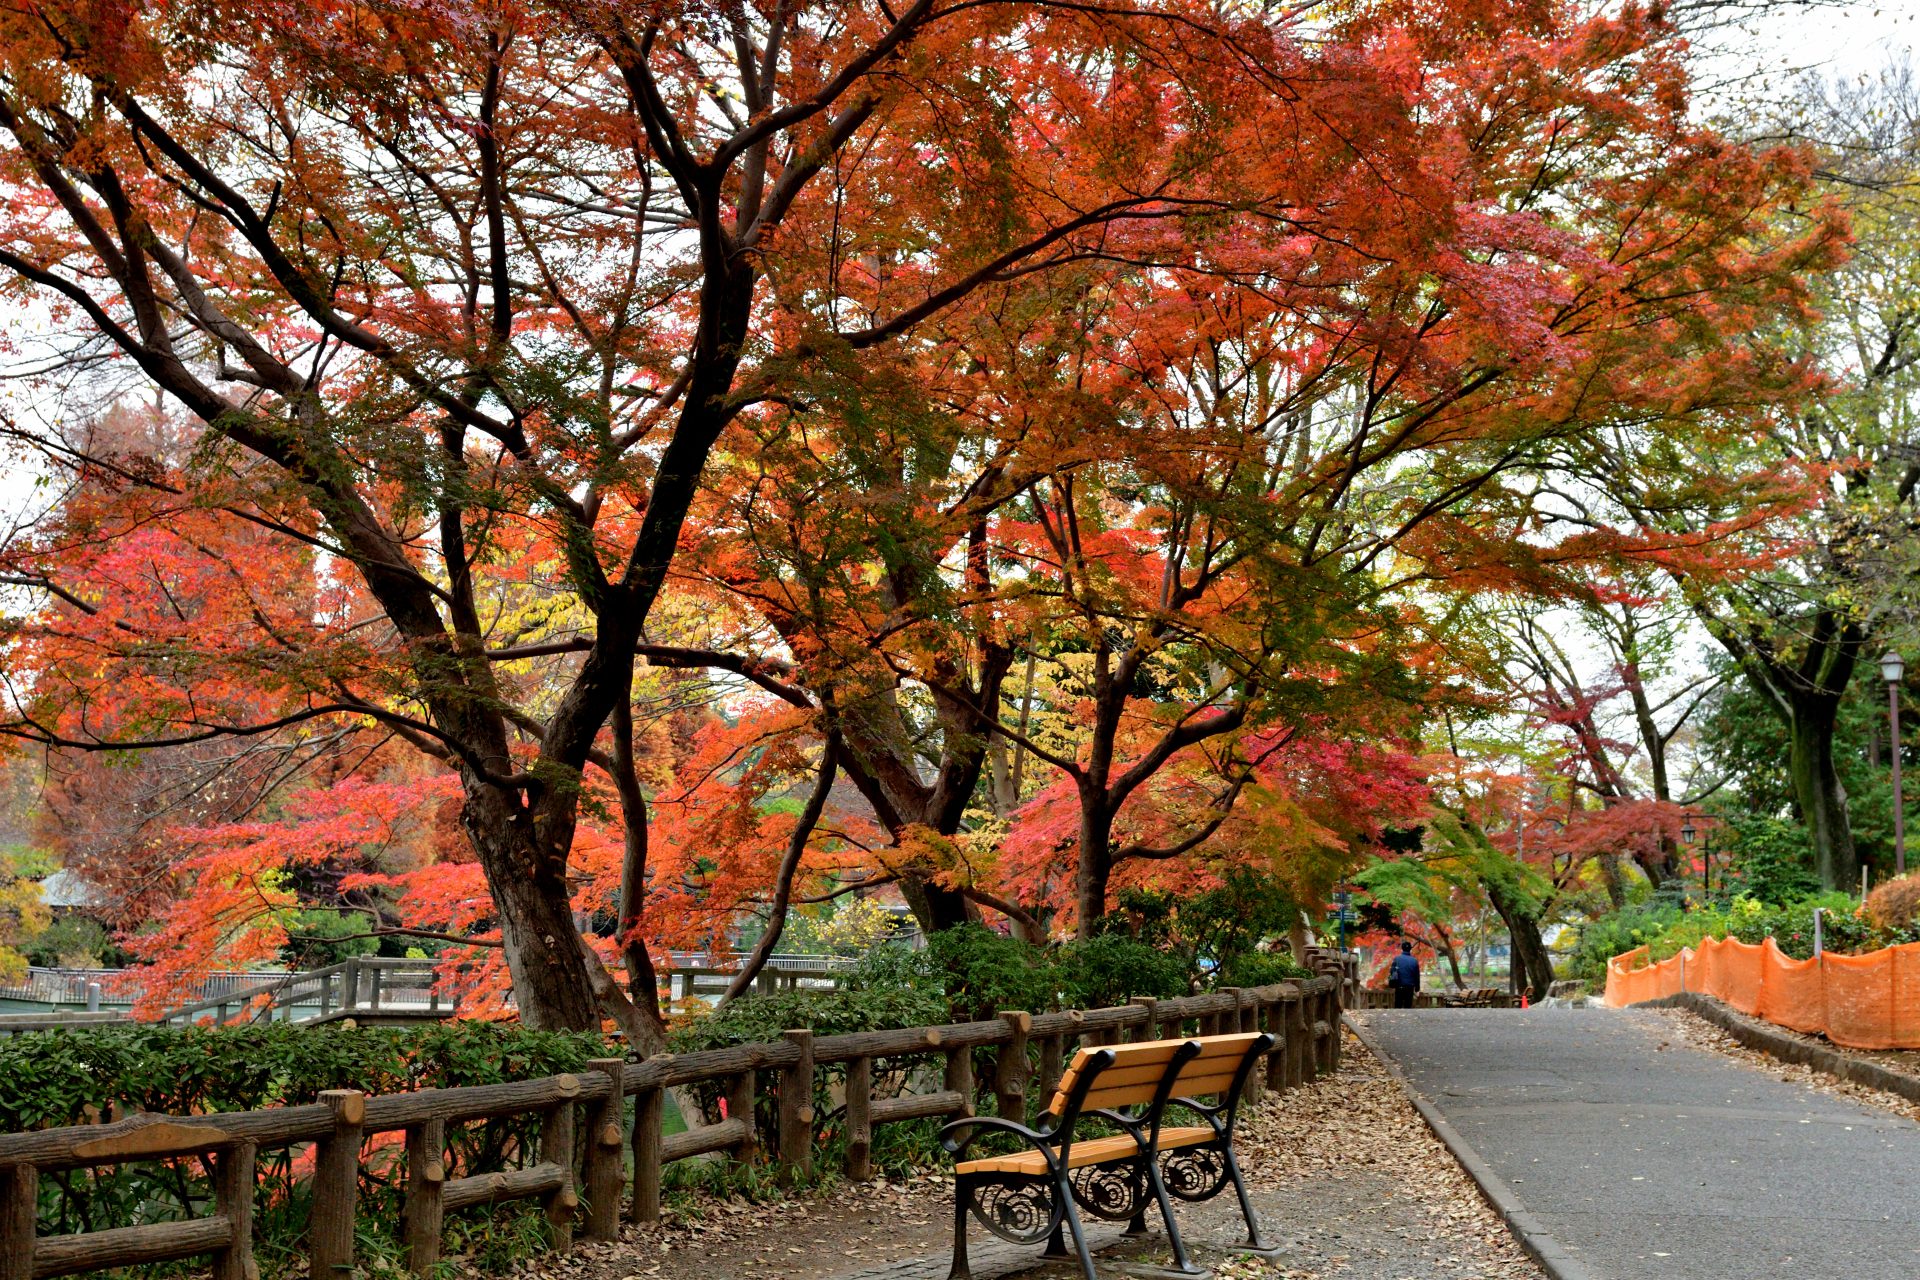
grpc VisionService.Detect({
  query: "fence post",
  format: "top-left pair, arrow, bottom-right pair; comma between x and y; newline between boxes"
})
402,1118 -> 446,1275
1126,997 -> 1157,1046
844,1055 -> 873,1181
212,1139 -> 257,1280
1326,986 -> 1343,1071
539,1098 -> 578,1248
629,1084 -> 664,1224
1263,995 -> 1285,1091
777,1030 -> 815,1184
1223,990 -> 1257,1101
1318,988 -> 1337,1075
996,1012 -> 1033,1122
945,1043 -> 976,1118
0,1163 -> 37,1280
344,957 -> 362,1013
1287,993 -> 1310,1086
584,1059 -> 627,1240
312,1088 -> 365,1277
727,1069 -> 759,1166
1037,1032 -> 1064,1107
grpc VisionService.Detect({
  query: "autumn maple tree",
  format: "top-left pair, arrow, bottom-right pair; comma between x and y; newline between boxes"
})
0,0 -> 1849,1030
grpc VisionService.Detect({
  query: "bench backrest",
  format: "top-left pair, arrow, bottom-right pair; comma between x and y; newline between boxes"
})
1048,1033 -> 1263,1116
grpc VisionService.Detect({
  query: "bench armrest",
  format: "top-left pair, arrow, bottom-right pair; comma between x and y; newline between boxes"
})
939,1115 -> 1063,1171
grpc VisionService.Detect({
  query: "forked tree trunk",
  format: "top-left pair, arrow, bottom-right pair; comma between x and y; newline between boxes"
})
463,783 -> 599,1031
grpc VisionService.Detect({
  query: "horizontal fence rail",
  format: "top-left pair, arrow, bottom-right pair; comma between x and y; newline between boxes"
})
0,959 -> 1354,1279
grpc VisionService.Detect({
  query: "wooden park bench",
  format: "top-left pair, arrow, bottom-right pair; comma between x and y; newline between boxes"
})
939,1032 -> 1276,1279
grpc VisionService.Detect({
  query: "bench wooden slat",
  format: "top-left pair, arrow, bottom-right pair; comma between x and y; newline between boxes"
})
1081,1070 -> 1241,1109
1046,1035 -> 1260,1115
954,1125 -> 1214,1176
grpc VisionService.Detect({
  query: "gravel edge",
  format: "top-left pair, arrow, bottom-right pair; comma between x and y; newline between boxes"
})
1345,1015 -> 1602,1280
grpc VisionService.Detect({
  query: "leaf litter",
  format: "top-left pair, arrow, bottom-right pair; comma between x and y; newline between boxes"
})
472,1027 -> 1544,1280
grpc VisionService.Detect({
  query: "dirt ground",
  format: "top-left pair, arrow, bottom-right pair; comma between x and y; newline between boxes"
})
462,1028 -> 1544,1280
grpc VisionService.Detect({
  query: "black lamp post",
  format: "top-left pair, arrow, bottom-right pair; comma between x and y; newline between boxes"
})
1883,651 -> 1906,879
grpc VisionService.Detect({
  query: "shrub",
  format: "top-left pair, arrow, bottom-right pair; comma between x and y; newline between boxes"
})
667,986 -> 948,1053
924,923 -> 1062,1020
1864,875 -> 1920,937
1723,815 -> 1820,905
1215,948 -> 1313,989
1055,934 -> 1190,1009
1566,904 -> 1684,985
0,1021 -> 607,1274
22,915 -> 126,968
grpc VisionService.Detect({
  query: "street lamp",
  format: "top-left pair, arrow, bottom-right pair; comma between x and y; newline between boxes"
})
1680,817 -> 1697,892
1884,651 -> 1907,879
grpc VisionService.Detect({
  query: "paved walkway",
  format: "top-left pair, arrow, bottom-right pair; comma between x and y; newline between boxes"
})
1357,1007 -> 1920,1280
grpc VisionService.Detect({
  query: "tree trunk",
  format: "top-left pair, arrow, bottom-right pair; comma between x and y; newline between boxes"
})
463,783 -> 599,1030
1598,852 -> 1626,910
1790,698 -> 1858,891
1075,794 -> 1115,940
899,877 -> 974,933
1482,873 -> 1552,1003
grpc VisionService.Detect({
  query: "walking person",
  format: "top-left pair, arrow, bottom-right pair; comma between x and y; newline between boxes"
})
1388,941 -> 1420,1009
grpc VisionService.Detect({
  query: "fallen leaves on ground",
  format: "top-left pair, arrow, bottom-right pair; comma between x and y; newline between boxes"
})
468,1027 -> 1544,1280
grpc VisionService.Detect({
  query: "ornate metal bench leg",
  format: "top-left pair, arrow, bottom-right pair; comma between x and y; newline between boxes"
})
1058,1175 -> 1100,1280
949,1177 -> 972,1279
1043,1210 -> 1073,1261
1125,1155 -> 1150,1236
1222,1147 -> 1274,1252
1144,1153 -> 1205,1275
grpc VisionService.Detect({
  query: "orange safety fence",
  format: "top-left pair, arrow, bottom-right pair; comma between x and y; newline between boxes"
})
1605,933 -> 1920,1049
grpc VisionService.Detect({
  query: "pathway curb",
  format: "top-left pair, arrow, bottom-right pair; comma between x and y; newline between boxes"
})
1638,991 -> 1920,1106
1346,1015 -> 1605,1280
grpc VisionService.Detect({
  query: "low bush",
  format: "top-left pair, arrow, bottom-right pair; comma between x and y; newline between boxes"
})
1864,874 -> 1920,940
0,1021 -> 607,1276
1574,888 -> 1906,980
1215,948 -> 1314,989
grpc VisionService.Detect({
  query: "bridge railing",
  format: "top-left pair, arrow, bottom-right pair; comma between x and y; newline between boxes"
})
156,957 -> 456,1026
0,976 -> 1347,1280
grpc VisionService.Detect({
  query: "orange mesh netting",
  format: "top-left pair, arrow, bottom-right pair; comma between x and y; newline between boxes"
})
1604,934 -> 1920,1049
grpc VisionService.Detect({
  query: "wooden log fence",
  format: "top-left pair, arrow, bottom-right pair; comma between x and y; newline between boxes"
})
0,975 -> 1344,1279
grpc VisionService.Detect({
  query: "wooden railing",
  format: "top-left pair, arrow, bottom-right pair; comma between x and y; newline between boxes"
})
0,977 -> 1345,1279
157,957 -> 456,1027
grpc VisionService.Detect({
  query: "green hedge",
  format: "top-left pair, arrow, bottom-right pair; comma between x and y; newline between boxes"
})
0,1021 -> 608,1276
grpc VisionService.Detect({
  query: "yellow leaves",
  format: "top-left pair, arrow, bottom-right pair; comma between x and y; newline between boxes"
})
1236,783 -> 1353,901
0,876 -> 49,986
877,822 -> 1002,891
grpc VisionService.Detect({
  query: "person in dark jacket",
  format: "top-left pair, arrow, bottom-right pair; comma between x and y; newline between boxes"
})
1388,941 -> 1420,1008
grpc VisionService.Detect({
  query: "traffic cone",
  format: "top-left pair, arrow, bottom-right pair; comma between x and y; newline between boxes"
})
1521,992 -> 1530,1009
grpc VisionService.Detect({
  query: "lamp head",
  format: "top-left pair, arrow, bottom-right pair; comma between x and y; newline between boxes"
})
1883,651 -> 1906,685
1680,821 -> 1696,844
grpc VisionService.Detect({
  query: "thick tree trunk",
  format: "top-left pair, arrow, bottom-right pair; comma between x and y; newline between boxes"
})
1790,699 -> 1857,891
1483,873 -> 1553,1003
463,783 -> 599,1030
900,877 -> 975,933
1075,796 -> 1115,941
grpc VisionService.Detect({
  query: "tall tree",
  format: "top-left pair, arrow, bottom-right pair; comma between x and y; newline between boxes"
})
1,0 -> 1450,1029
